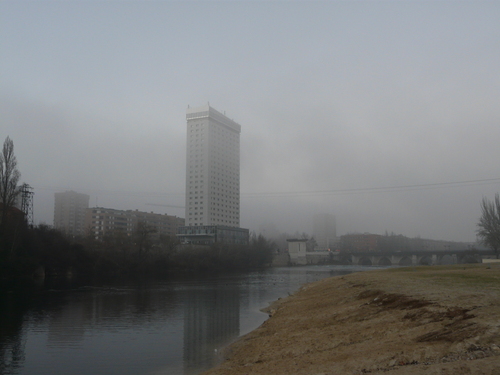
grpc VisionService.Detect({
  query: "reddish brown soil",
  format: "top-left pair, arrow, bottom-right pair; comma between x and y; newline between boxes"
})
203,264 -> 500,375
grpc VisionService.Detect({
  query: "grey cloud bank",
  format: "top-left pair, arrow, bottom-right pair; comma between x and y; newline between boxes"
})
1,1 -> 499,242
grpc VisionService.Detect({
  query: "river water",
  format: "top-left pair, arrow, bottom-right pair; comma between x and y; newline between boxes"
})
0,265 -> 376,375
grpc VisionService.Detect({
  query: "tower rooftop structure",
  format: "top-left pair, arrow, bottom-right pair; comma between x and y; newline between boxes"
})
186,105 -> 241,133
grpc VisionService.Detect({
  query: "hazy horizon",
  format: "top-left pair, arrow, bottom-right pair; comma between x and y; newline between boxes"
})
2,1 -> 500,242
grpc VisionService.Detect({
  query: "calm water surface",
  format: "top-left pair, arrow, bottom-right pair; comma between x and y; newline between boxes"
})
0,265 -> 376,375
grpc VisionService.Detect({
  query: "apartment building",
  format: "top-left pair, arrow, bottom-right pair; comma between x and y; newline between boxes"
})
85,207 -> 184,240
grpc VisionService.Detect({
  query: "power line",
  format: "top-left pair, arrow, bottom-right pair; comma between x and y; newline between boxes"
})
34,185 -> 184,197
241,177 -> 500,198
32,177 -> 500,200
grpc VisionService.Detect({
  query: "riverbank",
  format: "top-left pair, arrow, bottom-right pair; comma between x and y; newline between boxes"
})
203,264 -> 500,375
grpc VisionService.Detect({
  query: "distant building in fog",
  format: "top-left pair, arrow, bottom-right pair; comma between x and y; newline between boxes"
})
85,207 -> 184,240
339,232 -> 474,253
340,233 -> 381,252
54,191 -> 90,237
313,213 -> 337,250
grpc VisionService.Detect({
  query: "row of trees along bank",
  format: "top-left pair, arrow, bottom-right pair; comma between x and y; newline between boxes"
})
1,219 -> 275,281
1,135 -> 499,281
0,137 -> 274,282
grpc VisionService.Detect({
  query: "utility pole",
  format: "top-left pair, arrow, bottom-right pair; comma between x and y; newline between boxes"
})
20,183 -> 34,226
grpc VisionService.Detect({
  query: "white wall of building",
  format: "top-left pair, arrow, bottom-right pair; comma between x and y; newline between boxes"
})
287,239 -> 307,265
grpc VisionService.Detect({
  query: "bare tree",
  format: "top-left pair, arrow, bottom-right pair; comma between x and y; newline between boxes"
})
134,221 -> 157,254
0,137 -> 21,226
477,194 -> 500,259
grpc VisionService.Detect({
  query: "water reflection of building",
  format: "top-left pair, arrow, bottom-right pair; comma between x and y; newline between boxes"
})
0,295 -> 27,374
47,303 -> 88,345
183,284 -> 240,374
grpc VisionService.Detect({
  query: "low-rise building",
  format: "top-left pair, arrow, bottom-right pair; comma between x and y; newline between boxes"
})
287,238 -> 308,265
85,207 -> 184,240
340,233 -> 382,252
177,225 -> 249,245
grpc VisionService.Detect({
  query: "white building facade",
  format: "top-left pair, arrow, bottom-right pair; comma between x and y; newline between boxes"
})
185,105 -> 241,227
287,239 -> 308,265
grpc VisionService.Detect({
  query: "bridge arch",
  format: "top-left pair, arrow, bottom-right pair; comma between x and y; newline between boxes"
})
438,254 -> 455,265
340,254 -> 353,265
378,257 -> 392,266
458,254 -> 481,264
358,257 -> 372,266
418,255 -> 433,266
398,256 -> 413,266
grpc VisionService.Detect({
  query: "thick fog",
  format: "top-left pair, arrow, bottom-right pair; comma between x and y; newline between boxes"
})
1,1 -> 499,242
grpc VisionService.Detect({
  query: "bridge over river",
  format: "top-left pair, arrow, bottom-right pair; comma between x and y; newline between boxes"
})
330,249 -> 494,266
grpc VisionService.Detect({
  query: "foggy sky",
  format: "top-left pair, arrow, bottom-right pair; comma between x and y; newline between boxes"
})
1,1 -> 500,242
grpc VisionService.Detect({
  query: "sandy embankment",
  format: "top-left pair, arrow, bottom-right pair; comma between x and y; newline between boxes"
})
203,264 -> 500,375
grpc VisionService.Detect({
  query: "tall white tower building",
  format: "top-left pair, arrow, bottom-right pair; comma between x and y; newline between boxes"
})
185,105 -> 241,227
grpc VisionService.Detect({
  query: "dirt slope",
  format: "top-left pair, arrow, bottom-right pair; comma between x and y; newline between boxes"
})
203,264 -> 500,375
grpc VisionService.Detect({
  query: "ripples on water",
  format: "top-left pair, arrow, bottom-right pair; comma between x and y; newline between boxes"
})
0,265 -> 379,375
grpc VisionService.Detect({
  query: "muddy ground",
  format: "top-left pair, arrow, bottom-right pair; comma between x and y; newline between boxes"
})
203,263 -> 500,375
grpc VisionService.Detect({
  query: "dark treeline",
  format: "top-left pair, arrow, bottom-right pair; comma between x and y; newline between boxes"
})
1,135 -> 273,284
0,219 -> 275,283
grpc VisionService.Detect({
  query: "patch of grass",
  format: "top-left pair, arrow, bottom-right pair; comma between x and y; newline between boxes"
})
380,264 -> 500,288
383,264 -> 495,273
415,272 -> 500,287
